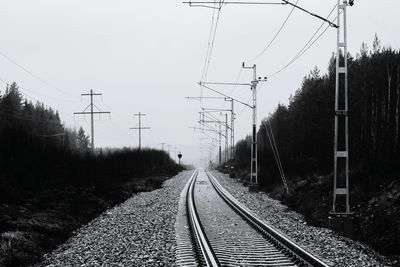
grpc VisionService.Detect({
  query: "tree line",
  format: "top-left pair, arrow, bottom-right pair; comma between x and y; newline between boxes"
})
0,83 -> 181,203
235,36 -> 400,189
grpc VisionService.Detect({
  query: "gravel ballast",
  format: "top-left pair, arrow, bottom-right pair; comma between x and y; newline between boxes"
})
38,171 -> 192,266
211,171 -> 396,267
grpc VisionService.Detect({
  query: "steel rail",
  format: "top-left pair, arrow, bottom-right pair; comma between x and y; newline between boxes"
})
206,170 -> 330,267
186,170 -> 219,266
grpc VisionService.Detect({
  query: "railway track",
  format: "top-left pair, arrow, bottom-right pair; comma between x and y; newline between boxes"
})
181,169 -> 329,267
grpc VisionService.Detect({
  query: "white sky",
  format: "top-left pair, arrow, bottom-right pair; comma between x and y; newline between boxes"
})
0,1 -> 399,166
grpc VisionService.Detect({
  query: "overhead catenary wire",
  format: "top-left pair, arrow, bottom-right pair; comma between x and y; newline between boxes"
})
221,67 -> 243,111
200,122 -> 221,134
202,109 -> 223,121
268,4 -> 338,77
199,83 -> 253,108
246,0 -> 299,62
202,2 -> 223,83
235,81 -> 263,117
200,1 -> 224,101
200,0 -> 217,84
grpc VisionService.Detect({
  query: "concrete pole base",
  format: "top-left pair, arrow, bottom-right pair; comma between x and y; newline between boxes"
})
328,212 -> 355,239
229,166 -> 235,178
248,183 -> 259,192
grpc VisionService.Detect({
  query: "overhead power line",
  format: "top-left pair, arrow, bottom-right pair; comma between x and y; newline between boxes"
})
199,82 -> 253,108
0,74 -> 75,103
226,67 -> 243,107
246,0 -> 299,62
268,4 -> 338,77
201,2 -> 223,85
192,1 -> 225,102
0,76 -> 77,120
200,1 -> 217,86
0,51 -> 78,99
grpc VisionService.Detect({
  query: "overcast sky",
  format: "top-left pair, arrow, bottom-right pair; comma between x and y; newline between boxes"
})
0,1 -> 399,165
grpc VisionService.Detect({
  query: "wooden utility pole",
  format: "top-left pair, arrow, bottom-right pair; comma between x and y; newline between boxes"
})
160,142 -> 167,151
129,112 -> 150,150
74,90 -> 110,154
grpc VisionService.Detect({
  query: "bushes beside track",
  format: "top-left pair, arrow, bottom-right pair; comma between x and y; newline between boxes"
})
0,82 -> 183,266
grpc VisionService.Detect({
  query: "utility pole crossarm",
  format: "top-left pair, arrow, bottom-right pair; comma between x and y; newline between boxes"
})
74,89 -> 111,154
81,93 -> 102,96
130,112 -> 151,150
129,127 -> 151,129
74,111 -> 111,115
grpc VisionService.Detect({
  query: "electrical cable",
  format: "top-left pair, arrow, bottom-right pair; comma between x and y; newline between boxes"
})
246,0 -> 299,62
200,0 -> 218,100
231,67 -> 243,96
0,77 -> 55,110
263,120 -> 290,195
202,3 -> 223,84
0,51 -> 78,99
0,76 -> 75,103
201,0 -> 218,81
268,4 -> 338,77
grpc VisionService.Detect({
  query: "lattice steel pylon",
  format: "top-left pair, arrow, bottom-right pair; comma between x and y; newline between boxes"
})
333,0 -> 350,214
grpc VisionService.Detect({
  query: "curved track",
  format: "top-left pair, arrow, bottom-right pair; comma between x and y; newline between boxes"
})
185,169 -> 329,267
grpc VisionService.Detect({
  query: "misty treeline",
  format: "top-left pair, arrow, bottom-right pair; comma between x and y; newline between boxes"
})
233,37 -> 400,255
0,83 -> 181,203
236,36 -> 400,188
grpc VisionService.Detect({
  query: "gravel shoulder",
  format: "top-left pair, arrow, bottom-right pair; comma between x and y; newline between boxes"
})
212,171 -> 396,267
37,171 -> 192,267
